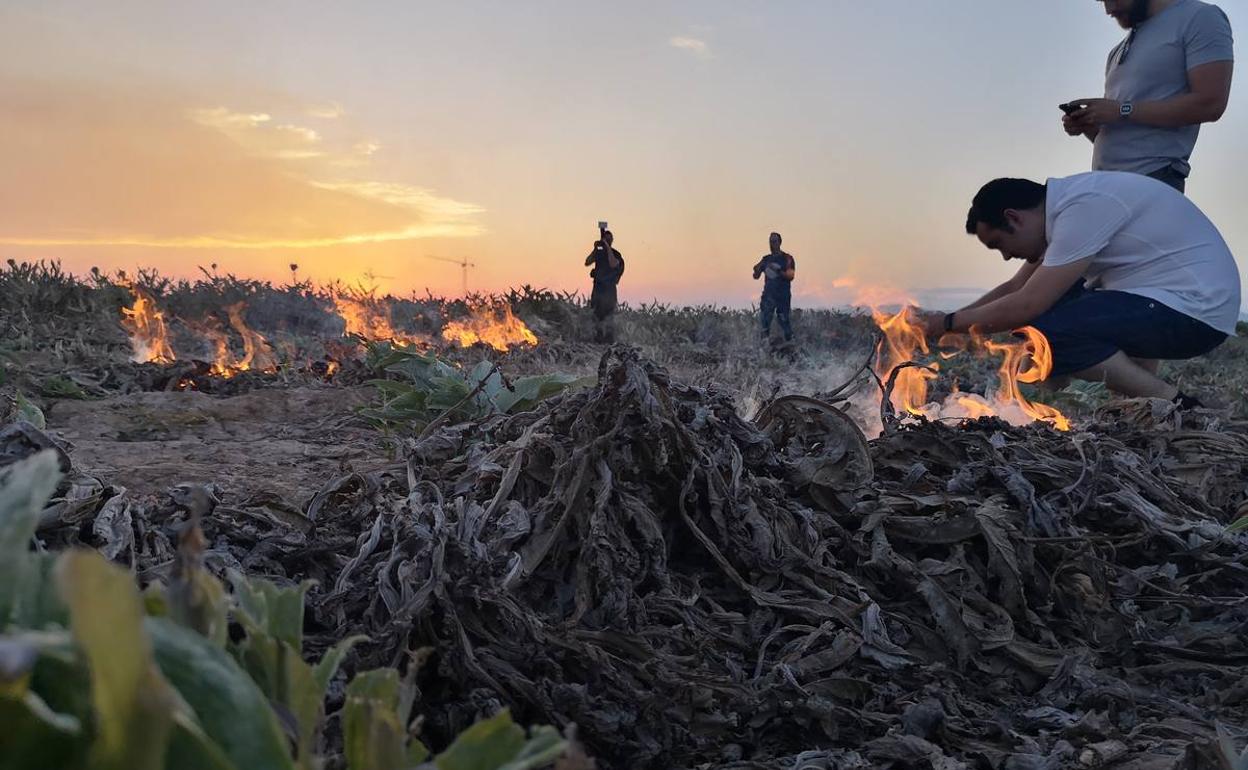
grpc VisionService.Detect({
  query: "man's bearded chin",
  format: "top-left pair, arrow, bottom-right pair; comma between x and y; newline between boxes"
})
1125,0 -> 1152,27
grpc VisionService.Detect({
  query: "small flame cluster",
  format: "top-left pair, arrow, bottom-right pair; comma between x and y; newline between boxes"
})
186,304 -> 280,378
872,305 -> 1070,431
120,286 -> 278,379
332,294 -> 538,353
441,304 -> 538,352
332,295 -> 432,348
119,284 -> 176,365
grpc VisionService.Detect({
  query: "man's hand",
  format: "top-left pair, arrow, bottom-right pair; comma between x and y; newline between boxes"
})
1063,113 -> 1087,136
1068,98 -> 1123,128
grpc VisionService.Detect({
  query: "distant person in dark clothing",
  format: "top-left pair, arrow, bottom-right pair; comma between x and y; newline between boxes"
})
752,232 -> 796,342
585,227 -> 624,342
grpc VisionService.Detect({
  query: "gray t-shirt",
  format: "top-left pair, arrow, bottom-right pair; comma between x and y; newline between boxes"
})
1092,0 -> 1234,177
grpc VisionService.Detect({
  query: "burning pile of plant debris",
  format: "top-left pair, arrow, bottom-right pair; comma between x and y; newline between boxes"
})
19,344 -> 1248,768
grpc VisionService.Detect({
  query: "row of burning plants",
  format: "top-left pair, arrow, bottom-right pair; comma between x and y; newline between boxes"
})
119,283 -> 539,379
121,276 -> 1070,431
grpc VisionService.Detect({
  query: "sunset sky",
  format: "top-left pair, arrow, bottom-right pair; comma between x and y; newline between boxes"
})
2,1 -> 1245,310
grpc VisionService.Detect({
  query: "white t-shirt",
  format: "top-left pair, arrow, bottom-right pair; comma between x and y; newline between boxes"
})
1043,171 -> 1241,334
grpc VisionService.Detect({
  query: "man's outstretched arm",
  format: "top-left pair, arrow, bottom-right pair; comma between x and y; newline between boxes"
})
958,261 -> 1042,312
932,259 -> 1089,336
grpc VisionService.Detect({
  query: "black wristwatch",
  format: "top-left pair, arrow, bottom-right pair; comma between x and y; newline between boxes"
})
943,312 -> 956,333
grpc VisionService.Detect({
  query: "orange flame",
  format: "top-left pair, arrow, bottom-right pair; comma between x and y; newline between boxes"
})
441,304 -> 538,352
227,303 -> 277,373
867,290 -> 1070,431
188,305 -> 277,378
332,294 -> 430,347
981,326 -> 1070,431
872,305 -> 938,415
194,320 -> 236,377
120,285 -> 176,364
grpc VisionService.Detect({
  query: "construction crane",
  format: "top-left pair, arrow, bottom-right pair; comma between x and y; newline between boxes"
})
425,255 -> 477,297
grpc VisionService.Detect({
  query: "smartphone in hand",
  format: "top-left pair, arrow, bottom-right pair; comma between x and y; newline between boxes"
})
1059,102 -> 1085,115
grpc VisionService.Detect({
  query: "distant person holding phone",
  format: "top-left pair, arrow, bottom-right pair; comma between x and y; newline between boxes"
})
752,232 -> 796,343
585,223 -> 624,343
1061,0 -> 1234,193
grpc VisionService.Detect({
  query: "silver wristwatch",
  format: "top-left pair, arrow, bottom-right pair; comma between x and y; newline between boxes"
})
1119,101 -> 1134,120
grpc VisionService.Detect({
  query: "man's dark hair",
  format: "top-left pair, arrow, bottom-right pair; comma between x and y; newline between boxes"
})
966,178 -> 1046,234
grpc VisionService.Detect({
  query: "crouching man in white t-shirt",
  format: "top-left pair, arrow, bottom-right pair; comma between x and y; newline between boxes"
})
923,171 -> 1240,407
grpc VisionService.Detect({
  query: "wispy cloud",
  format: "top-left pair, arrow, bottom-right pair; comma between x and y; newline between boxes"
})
189,107 -> 271,129
0,80 -> 485,250
190,107 -> 329,160
669,35 -> 711,60
331,139 -> 382,168
277,124 -> 320,143
306,101 -> 344,119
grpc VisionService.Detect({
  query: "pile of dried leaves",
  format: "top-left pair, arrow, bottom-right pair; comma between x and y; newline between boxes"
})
11,347 -> 1248,769
304,348 -> 1248,768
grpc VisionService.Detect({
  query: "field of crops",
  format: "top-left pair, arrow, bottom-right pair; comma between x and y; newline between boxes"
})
3,260 -> 1248,770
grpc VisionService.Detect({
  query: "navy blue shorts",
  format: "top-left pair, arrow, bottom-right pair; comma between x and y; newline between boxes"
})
1029,282 -> 1227,377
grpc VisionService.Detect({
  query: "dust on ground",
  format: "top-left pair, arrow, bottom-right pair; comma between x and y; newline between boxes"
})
44,385 -> 387,501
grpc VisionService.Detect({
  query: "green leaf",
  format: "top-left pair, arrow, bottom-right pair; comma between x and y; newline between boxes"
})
168,564 -> 230,647
39,376 -> 89,400
434,709 -> 526,770
228,573 -> 351,768
409,741 -> 432,766
229,573 -> 312,651
165,709 -> 241,770
0,451 -> 61,627
0,633 -> 86,758
284,647 -> 322,770
0,689 -> 86,770
57,550 -> 177,770
22,629 -> 92,729
14,392 -> 46,429
1228,516 -> 1248,534
344,669 -> 407,770
146,617 -> 296,770
313,634 -> 367,694
496,725 -> 567,770
22,553 -> 71,630
494,375 -> 592,415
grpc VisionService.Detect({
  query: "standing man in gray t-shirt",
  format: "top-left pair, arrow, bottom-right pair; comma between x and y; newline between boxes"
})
1062,0 -> 1234,193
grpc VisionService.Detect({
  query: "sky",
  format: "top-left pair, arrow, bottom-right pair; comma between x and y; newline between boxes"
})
2,1 -> 1246,311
